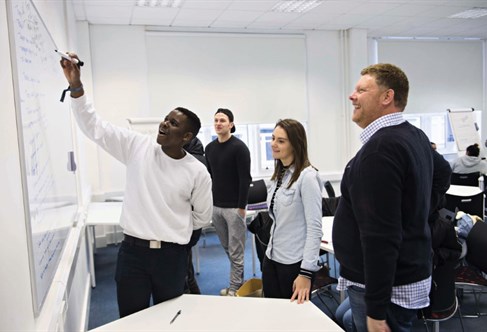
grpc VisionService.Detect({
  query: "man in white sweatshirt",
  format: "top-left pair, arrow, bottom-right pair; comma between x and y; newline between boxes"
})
451,143 -> 487,174
60,53 -> 212,317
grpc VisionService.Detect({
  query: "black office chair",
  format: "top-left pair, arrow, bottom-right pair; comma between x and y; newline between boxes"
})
247,179 -> 267,210
324,180 -> 336,198
445,191 -> 484,220
322,196 -> 340,217
420,262 -> 465,332
455,221 -> 487,318
451,172 -> 481,187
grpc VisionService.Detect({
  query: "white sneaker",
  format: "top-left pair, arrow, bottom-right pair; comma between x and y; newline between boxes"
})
220,288 -> 236,296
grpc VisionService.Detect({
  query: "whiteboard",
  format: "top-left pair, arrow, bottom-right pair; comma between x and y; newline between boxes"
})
7,0 -> 78,315
447,109 -> 479,152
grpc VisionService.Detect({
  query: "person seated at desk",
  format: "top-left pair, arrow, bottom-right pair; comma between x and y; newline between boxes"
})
451,143 -> 487,174
60,53 -> 213,318
263,119 -> 323,304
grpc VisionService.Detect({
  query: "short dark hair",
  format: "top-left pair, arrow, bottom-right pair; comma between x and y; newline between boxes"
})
361,63 -> 409,111
215,108 -> 236,133
174,107 -> 201,138
466,143 -> 480,157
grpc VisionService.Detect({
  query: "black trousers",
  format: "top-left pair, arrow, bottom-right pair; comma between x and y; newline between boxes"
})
262,256 -> 301,299
184,249 -> 201,294
115,240 -> 188,317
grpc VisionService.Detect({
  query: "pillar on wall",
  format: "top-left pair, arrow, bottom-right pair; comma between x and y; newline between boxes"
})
341,28 -> 368,158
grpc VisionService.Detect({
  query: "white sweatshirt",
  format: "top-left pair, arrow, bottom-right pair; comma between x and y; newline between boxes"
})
71,95 -> 212,244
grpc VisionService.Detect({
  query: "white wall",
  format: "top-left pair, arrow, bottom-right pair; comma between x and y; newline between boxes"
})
84,26 -> 486,195
1,0 -> 90,330
377,38 -> 487,153
146,32 -> 308,125
84,26 -> 367,194
88,25 -> 150,197
377,40 -> 484,114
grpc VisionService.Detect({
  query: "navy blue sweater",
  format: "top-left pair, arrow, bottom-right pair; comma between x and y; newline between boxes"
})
333,121 -> 434,320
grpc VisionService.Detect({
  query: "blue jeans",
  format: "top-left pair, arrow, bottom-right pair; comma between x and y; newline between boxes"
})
347,285 -> 418,332
335,296 -> 356,332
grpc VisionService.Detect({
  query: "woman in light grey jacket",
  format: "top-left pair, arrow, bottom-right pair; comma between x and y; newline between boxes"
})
263,119 -> 323,304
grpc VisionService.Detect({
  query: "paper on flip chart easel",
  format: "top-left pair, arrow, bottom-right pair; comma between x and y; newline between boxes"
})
447,108 -> 479,152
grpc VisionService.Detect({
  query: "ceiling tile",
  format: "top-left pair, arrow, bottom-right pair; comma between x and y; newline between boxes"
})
131,7 -> 180,25
182,0 -> 233,10
226,0 -> 276,11
84,5 -> 133,23
70,0 -> 487,38
216,10 -> 262,22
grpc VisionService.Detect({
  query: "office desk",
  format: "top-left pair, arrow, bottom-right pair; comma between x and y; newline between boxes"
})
321,216 -> 334,254
86,204 -> 259,287
90,294 -> 343,331
321,216 -> 335,275
85,202 -> 123,287
320,216 -> 344,302
447,184 -> 483,196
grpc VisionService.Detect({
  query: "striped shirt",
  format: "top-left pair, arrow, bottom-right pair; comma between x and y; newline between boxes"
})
337,112 -> 431,310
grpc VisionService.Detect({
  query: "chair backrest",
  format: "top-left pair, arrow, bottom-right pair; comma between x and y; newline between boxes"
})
445,191 -> 484,219
451,172 -> 481,187
322,196 -> 340,217
466,221 -> 487,274
324,181 -> 336,198
247,179 -> 267,205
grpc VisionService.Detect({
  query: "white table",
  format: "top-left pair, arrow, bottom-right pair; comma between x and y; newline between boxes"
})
85,202 -> 123,287
85,204 -> 260,287
321,216 -> 345,302
447,184 -> 483,196
321,216 -> 336,276
90,294 -> 343,331
321,216 -> 334,254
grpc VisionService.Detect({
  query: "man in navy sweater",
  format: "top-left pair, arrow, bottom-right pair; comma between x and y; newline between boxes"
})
205,108 -> 252,296
333,64 -> 434,332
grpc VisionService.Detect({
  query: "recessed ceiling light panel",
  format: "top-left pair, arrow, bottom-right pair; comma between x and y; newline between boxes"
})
448,7 -> 487,19
136,0 -> 183,8
272,0 -> 323,14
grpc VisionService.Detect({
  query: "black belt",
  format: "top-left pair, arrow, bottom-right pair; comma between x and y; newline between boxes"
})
123,234 -> 175,249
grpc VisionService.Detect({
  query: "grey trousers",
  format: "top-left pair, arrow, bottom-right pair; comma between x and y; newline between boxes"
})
212,206 -> 246,292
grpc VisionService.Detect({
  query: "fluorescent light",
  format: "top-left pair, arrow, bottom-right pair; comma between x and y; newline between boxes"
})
136,0 -> 182,8
272,0 -> 323,13
448,7 -> 487,19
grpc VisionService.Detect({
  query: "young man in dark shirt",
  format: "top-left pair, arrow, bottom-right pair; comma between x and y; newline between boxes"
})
205,108 -> 252,296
